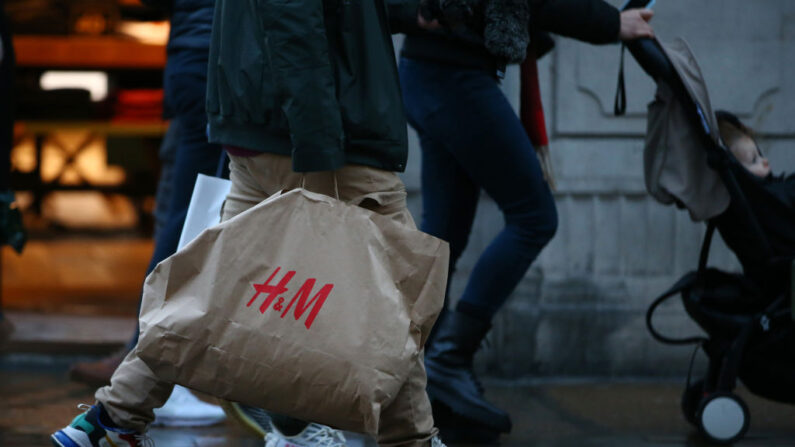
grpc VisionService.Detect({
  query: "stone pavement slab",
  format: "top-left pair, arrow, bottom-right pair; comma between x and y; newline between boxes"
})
2,312 -> 134,354
2,362 -> 794,447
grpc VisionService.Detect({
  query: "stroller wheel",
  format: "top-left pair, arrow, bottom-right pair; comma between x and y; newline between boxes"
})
681,379 -> 705,426
697,393 -> 750,444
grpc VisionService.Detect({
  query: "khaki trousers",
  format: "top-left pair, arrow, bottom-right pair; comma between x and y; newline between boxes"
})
96,152 -> 437,447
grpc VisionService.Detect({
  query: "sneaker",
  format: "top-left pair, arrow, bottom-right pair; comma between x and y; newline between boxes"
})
51,404 -> 153,447
221,401 -> 273,436
151,385 -> 226,427
264,423 -> 346,447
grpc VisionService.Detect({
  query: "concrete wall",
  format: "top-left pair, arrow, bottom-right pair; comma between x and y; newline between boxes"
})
395,0 -> 795,378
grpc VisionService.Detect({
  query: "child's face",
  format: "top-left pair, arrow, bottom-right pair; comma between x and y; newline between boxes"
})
730,135 -> 771,178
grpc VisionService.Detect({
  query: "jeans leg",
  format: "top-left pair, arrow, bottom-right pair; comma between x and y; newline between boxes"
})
415,129 -> 479,336
152,121 -> 179,236
129,114 -> 221,348
401,60 -> 557,322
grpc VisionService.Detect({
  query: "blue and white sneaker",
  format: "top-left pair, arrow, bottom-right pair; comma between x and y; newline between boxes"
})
51,404 -> 152,447
264,422 -> 346,447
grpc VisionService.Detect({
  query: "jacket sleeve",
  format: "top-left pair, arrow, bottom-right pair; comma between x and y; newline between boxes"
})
268,0 -> 346,172
531,0 -> 620,45
386,0 -> 422,34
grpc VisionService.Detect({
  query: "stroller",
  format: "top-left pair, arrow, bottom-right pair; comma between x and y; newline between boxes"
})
619,32 -> 795,444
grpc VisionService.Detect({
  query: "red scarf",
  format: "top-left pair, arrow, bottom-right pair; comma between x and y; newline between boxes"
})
519,45 -> 555,189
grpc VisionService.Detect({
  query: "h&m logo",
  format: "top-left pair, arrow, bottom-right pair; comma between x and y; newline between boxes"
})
246,266 -> 334,330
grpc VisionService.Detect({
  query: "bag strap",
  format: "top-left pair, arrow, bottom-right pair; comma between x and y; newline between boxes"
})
614,44 -> 627,116
300,173 -> 340,200
645,273 -> 708,346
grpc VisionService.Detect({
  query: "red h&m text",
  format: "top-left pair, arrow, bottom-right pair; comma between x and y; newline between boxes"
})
246,267 -> 334,330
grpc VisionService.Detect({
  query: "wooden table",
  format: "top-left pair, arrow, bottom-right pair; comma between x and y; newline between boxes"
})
11,35 -> 168,217
13,120 -> 169,213
13,35 -> 166,69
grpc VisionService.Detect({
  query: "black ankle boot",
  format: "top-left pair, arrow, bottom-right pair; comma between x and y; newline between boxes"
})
425,310 -> 512,433
432,400 -> 501,444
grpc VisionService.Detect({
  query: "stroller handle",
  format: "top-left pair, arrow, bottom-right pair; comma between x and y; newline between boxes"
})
626,38 -> 679,87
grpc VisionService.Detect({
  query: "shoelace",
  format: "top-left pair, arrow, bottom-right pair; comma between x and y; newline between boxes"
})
134,433 -> 155,447
304,425 -> 347,447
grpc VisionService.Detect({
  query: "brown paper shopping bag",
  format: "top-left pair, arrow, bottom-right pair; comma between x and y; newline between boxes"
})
136,188 -> 448,435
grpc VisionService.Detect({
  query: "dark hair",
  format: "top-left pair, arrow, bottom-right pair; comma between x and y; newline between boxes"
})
715,110 -> 763,157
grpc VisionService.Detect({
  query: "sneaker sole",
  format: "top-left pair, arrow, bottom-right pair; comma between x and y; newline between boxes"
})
151,415 -> 227,427
51,432 -> 79,447
219,400 -> 271,437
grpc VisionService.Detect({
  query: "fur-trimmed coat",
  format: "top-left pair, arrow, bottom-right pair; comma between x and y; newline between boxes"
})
478,0 -> 622,63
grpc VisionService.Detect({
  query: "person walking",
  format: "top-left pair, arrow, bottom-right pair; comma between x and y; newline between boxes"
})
51,0 -> 447,445
398,0 -> 654,440
1,0 -> 26,348
68,0 -> 224,386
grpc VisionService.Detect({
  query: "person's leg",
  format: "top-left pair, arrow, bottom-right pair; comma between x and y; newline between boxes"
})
228,153 -> 439,446
0,5 -> 14,192
376,354 -> 436,447
93,351 -> 175,432
152,120 -> 180,238
399,58 -> 557,434
401,59 -> 557,317
415,129 -> 480,336
128,114 -> 221,347
427,78 -> 557,321
0,4 -> 20,347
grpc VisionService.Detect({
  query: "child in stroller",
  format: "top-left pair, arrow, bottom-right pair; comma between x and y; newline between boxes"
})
630,36 -> 795,444
717,111 -> 794,209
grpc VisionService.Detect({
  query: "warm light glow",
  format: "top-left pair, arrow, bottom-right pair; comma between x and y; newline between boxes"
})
40,71 -> 109,102
117,21 -> 170,45
12,131 -> 126,186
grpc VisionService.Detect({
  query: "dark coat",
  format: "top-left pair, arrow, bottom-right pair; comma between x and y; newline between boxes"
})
141,0 -> 215,118
205,0 -> 419,173
141,0 -> 214,54
402,0 -> 620,69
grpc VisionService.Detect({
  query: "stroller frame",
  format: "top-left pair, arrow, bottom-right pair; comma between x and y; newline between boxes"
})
629,37 -> 795,444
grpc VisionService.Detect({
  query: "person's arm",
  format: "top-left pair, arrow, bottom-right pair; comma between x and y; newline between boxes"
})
268,0 -> 345,172
531,0 -> 621,44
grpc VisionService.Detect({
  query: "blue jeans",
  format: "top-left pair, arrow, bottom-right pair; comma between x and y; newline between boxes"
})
128,68 -> 222,348
398,58 -> 558,321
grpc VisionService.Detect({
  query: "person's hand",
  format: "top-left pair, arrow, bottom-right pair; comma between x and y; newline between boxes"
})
418,11 -> 441,31
619,8 -> 654,41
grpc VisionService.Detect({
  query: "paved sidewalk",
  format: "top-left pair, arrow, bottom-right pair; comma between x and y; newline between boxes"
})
2,359 -> 795,447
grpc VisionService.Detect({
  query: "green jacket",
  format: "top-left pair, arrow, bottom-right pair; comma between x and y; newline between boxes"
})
206,0 -> 419,172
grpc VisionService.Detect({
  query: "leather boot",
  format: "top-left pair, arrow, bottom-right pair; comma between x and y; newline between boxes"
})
68,348 -> 129,387
432,400 -> 500,444
425,310 -> 512,433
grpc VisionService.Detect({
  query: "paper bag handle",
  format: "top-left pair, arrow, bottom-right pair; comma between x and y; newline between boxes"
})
300,172 -> 341,200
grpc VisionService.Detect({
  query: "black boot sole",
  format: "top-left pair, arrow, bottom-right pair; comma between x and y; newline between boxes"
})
426,370 -> 512,433
433,401 -> 501,444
